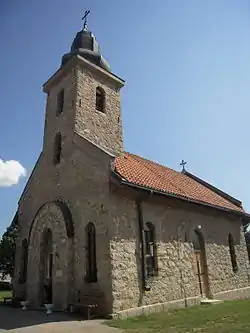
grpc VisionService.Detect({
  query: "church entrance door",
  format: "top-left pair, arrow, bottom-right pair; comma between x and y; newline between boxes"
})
193,230 -> 210,298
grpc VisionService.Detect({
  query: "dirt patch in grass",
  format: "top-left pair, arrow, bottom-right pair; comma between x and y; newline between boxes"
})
108,300 -> 250,333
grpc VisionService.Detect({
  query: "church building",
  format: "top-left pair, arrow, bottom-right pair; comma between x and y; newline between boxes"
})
13,20 -> 250,318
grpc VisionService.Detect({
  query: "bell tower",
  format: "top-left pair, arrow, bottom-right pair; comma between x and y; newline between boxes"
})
42,14 -> 125,158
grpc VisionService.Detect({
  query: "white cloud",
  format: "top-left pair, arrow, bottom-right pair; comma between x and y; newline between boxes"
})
0,159 -> 26,187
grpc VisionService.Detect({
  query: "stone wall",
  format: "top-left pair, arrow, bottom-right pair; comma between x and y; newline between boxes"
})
109,189 -> 250,314
14,133 -> 116,313
42,67 -> 77,159
13,52 -> 250,317
74,60 -> 124,156
13,56 -> 125,314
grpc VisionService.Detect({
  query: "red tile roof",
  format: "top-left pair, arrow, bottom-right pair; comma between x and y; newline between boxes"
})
114,152 -> 244,214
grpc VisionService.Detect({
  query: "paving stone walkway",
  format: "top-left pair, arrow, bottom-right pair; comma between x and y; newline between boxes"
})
0,306 -> 122,333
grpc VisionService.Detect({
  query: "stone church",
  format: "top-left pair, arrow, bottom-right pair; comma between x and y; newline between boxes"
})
12,22 -> 250,318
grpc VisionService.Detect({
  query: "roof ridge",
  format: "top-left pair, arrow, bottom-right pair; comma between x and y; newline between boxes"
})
183,170 -> 243,208
126,152 -> 178,174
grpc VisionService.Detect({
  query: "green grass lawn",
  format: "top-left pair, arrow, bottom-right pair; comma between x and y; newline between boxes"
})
108,300 -> 250,333
0,290 -> 12,301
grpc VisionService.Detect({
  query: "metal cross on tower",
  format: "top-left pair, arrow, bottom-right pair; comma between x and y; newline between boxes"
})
82,10 -> 90,30
180,159 -> 187,172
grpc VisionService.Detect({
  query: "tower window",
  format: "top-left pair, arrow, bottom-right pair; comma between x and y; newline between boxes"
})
85,222 -> 97,283
228,233 -> 238,273
144,222 -> 157,277
53,133 -> 62,165
96,87 -> 105,112
57,89 -> 64,115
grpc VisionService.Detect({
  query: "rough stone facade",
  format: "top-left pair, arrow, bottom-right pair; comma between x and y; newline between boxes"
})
13,47 -> 250,318
14,133 -> 116,313
27,202 -> 74,310
13,56 -> 123,313
108,192 -> 250,316
74,61 -> 124,155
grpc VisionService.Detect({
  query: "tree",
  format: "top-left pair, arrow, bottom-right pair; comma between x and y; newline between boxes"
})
0,224 -> 17,279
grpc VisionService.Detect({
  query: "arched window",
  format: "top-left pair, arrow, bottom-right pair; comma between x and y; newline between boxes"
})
192,230 -> 203,251
56,89 -> 64,115
144,222 -> 157,277
96,87 -> 105,112
85,222 -> 97,283
44,229 -> 53,280
42,228 -> 53,304
19,238 -> 28,284
228,233 -> 238,273
53,133 -> 62,165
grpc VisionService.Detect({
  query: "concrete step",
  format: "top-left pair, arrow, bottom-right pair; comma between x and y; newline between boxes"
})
200,298 -> 224,305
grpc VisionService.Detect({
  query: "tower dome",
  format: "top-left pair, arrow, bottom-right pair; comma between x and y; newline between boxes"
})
61,28 -> 111,72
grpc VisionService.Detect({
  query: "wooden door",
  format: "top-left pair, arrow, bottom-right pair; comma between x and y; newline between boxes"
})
194,251 -> 209,297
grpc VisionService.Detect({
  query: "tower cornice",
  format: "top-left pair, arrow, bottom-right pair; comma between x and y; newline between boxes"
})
43,55 -> 125,93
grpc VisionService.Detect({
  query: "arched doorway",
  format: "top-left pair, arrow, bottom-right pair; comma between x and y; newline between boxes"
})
192,229 -> 210,298
27,201 -> 75,309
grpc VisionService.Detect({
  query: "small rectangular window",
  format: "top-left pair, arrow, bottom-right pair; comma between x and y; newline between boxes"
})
57,89 -> 64,115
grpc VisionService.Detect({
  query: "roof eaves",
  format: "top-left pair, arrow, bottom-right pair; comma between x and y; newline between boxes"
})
112,170 -> 246,218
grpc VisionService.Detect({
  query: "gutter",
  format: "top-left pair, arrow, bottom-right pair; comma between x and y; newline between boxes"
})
111,170 -> 249,219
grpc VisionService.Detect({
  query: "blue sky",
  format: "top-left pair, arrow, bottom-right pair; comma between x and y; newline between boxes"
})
1,0 -> 250,235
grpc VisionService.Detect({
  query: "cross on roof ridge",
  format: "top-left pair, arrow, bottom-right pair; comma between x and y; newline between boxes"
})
180,159 -> 187,172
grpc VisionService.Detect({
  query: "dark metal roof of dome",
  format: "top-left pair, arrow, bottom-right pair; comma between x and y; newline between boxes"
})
61,28 -> 111,72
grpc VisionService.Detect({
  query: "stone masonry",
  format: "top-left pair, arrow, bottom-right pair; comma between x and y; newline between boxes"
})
74,61 -> 124,155
14,55 -> 124,314
108,191 -> 250,315
12,30 -> 250,318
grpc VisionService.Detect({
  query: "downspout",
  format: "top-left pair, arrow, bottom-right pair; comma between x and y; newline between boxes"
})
136,200 -> 150,291
176,226 -> 188,307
